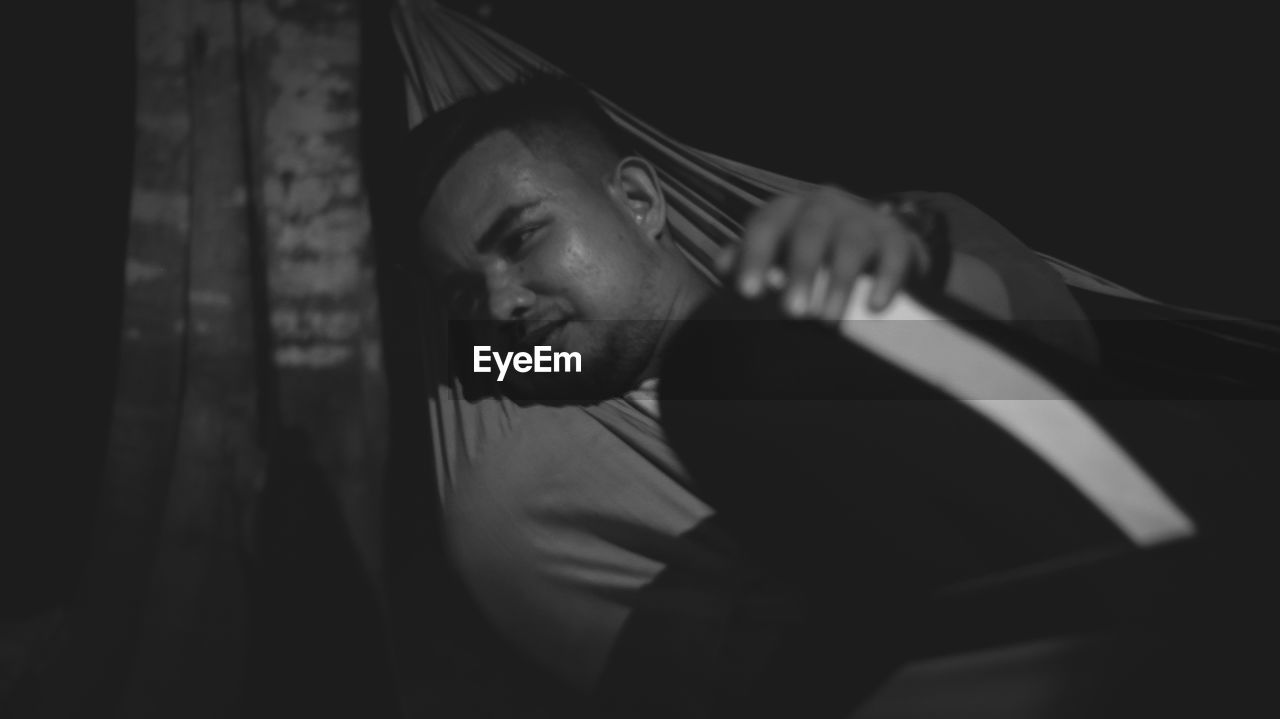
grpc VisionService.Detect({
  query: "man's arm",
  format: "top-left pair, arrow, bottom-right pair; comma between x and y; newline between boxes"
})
718,187 -> 1099,366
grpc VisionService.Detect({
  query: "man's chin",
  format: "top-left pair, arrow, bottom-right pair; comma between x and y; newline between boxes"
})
480,326 -> 655,404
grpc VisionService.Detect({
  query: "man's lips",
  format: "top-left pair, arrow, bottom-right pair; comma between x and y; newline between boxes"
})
511,319 -> 567,351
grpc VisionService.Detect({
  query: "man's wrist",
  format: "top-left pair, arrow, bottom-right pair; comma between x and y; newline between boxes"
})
877,195 -> 952,292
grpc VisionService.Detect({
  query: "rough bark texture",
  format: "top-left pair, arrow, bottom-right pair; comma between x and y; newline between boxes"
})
26,2 -> 392,717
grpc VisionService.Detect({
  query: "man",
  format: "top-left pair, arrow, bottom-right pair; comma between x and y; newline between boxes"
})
405,75 -> 1136,716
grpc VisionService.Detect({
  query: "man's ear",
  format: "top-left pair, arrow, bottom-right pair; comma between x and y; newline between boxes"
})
610,156 -> 667,241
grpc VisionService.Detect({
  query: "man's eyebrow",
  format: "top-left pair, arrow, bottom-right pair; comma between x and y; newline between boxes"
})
475,200 -> 546,254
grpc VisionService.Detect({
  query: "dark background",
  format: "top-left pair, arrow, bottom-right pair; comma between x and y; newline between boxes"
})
12,0 -> 1274,647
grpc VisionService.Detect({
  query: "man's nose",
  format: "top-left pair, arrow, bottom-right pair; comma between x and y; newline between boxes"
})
484,261 -> 534,321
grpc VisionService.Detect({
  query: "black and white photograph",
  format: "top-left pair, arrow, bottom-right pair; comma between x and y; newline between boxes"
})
7,1 -> 1278,717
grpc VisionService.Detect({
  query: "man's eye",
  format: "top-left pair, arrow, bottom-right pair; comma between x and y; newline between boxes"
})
503,226 -> 540,256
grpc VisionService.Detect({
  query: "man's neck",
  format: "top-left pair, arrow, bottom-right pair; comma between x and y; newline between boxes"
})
636,252 -> 715,386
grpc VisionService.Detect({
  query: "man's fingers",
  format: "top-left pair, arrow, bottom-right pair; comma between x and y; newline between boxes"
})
782,201 -> 839,316
713,245 -> 738,276
821,222 -> 875,321
736,195 -> 804,297
869,229 -> 916,311
733,189 -> 923,317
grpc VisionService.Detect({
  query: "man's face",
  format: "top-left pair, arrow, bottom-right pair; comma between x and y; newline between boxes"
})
420,130 -> 665,400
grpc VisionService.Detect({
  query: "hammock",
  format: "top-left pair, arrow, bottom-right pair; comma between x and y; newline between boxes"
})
387,1 -> 1277,713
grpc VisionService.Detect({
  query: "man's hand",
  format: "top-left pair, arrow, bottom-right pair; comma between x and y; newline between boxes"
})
716,186 -> 933,321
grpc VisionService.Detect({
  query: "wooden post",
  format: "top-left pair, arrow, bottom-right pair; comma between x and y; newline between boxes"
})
234,0 -> 388,595
37,1 -> 389,716
40,1 -> 260,716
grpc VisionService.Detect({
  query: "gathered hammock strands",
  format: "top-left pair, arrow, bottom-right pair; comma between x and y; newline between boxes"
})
386,1 -> 1276,712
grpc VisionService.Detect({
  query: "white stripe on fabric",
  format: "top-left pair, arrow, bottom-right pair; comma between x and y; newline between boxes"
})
837,276 -> 1196,547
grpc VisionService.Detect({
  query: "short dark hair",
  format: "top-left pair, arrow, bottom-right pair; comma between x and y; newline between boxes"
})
403,73 -> 637,232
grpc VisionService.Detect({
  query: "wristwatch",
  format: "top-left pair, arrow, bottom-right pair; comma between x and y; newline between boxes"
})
876,195 -> 953,293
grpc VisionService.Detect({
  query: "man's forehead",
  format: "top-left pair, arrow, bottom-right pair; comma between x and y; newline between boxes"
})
420,131 -> 554,257
428,131 -> 537,215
